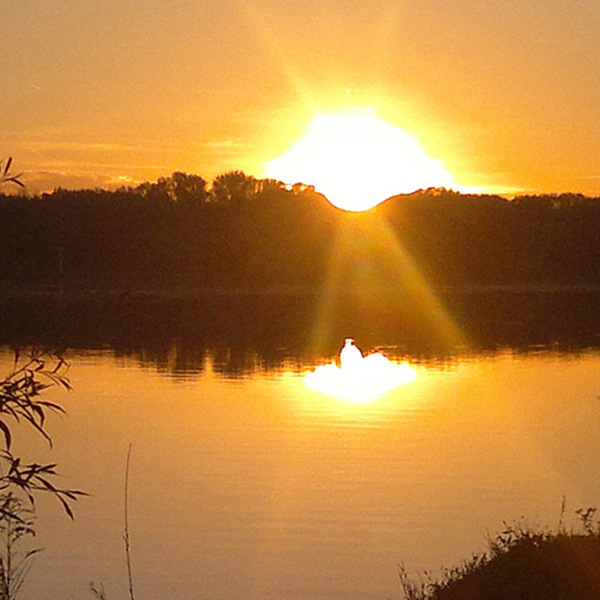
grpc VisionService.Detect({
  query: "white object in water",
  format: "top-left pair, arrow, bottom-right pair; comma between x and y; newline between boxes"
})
340,338 -> 363,369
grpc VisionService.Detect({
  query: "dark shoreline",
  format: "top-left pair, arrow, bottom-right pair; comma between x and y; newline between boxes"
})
2,282 -> 600,301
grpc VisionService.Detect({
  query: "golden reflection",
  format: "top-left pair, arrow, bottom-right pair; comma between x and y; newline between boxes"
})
304,339 -> 416,403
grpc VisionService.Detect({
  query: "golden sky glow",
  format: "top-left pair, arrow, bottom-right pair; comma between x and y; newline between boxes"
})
2,0 -> 599,195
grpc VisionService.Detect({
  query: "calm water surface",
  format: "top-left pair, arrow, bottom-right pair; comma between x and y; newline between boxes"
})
9,345 -> 600,600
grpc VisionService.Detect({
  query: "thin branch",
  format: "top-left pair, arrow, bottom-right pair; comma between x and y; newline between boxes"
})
123,444 -> 135,600
0,157 -> 24,189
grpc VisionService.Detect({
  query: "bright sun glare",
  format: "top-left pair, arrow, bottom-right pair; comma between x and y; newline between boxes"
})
304,340 -> 417,403
266,112 -> 455,211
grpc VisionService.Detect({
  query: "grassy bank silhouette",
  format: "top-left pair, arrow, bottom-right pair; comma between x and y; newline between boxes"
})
400,506 -> 600,600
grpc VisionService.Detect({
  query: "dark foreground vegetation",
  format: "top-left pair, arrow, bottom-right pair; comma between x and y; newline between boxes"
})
400,509 -> 600,600
0,350 -> 84,599
1,170 -> 600,290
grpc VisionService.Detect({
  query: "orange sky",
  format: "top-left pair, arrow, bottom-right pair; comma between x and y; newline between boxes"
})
2,0 -> 599,195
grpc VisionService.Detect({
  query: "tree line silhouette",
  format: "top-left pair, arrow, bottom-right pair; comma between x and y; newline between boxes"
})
1,170 -> 599,290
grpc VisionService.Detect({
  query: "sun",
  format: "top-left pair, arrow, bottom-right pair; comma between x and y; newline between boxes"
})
265,111 -> 455,211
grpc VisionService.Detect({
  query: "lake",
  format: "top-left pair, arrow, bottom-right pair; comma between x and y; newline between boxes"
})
3,289 -> 600,600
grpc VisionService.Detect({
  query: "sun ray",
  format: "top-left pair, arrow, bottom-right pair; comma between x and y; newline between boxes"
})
234,0 -> 319,112
310,210 -> 467,356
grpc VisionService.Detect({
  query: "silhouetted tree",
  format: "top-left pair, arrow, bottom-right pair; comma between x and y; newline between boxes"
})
168,171 -> 209,206
210,171 -> 258,204
0,175 -> 599,289
135,172 -> 208,206
255,178 -> 287,195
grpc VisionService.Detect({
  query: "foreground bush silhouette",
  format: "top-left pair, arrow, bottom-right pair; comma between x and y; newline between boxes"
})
0,349 -> 85,598
0,350 -> 84,519
400,512 -> 600,600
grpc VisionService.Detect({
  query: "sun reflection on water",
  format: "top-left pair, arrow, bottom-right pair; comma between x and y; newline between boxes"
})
304,341 -> 416,403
